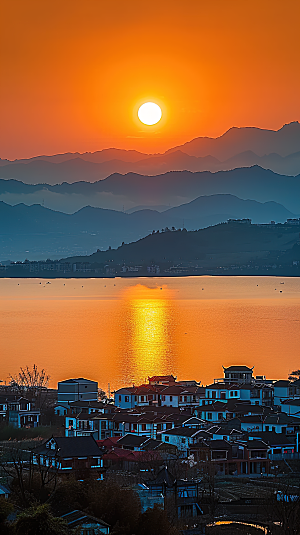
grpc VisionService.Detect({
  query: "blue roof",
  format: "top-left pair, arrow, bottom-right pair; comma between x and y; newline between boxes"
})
0,484 -> 10,494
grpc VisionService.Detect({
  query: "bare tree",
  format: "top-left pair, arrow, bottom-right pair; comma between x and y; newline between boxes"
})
0,440 -> 58,506
0,440 -> 34,505
9,364 -> 50,407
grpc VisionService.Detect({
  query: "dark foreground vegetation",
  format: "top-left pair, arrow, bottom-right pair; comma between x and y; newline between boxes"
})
0,477 -> 179,535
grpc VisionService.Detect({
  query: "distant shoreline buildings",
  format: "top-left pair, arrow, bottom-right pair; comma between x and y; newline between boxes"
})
1,217 -> 300,278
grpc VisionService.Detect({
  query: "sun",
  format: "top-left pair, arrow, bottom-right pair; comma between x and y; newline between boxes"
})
138,102 -> 162,125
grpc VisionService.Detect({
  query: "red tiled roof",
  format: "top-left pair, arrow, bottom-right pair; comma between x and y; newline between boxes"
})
96,437 -> 120,450
148,375 -> 176,382
103,448 -> 161,462
161,386 -> 185,395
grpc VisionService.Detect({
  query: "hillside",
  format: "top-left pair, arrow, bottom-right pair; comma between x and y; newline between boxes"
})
0,195 -> 296,260
64,222 -> 300,268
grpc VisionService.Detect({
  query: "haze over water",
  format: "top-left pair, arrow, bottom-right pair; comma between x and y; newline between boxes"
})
1,276 -> 300,391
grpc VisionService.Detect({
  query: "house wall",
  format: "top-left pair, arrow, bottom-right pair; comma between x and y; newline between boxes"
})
114,391 -> 136,409
274,386 -> 289,406
58,380 -> 98,404
280,403 -> 300,416
161,395 -> 179,407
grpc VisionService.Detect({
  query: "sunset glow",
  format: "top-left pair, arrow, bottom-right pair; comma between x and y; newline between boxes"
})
1,1 -> 299,158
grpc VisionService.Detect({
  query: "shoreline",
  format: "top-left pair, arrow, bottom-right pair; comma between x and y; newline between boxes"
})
0,270 -> 299,279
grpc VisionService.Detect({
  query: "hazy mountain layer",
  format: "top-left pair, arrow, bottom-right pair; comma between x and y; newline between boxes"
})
0,122 -> 300,184
167,121 -> 300,159
0,194 -> 296,261
1,166 -> 300,214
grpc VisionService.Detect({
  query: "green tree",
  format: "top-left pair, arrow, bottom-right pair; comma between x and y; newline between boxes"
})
14,504 -> 69,535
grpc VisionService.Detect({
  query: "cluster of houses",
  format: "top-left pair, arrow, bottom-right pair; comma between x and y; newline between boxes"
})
1,366 -> 300,529
50,367 -> 300,478
0,394 -> 41,428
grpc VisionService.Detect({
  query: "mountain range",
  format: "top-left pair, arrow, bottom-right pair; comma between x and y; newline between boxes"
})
1,166 -> 300,214
1,123 -> 300,186
0,194 -> 297,261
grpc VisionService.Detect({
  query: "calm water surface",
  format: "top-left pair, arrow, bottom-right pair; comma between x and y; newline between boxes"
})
0,276 -> 300,391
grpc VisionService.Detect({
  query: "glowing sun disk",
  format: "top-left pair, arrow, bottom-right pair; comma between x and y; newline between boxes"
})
138,102 -> 162,125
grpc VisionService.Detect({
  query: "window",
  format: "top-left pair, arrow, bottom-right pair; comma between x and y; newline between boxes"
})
141,396 -> 145,402
234,391 -> 238,396
211,450 -> 227,460
170,396 -> 173,401
135,396 -> 137,401
181,438 -> 186,443
220,392 -> 226,400
250,450 -> 267,459
207,413 -> 212,419
141,424 -> 146,431
125,396 -> 129,402
265,425 -> 269,431
165,436 -> 169,442
162,395 -> 166,401
63,459 -> 73,468
230,391 -> 234,397
179,396 -> 183,402
119,395 -> 121,402
212,391 -> 216,399
218,413 -> 223,420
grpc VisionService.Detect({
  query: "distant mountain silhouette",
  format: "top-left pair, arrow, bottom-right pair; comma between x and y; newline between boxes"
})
1,166 -> 300,214
0,194 -> 296,260
167,121 -> 300,159
1,122 -> 300,183
164,194 -> 294,224
0,148 -> 150,166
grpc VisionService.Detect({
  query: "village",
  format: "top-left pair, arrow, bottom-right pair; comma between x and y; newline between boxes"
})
1,365 -> 300,534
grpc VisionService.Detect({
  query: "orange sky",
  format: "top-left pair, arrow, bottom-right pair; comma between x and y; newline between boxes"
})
1,0 -> 299,159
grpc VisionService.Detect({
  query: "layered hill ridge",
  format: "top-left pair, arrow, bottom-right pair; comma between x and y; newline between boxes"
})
167,121 -> 300,159
1,122 -> 300,184
0,193 -> 297,261
1,166 -> 300,214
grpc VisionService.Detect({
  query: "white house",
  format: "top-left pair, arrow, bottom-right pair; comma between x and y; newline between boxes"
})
160,427 -> 205,456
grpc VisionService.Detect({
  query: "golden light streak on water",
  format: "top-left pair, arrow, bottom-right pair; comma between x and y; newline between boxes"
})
0,277 -> 300,392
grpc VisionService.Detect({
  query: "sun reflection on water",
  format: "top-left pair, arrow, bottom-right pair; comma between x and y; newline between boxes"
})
120,285 -> 177,385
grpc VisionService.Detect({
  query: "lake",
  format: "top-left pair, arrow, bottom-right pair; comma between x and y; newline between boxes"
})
0,276 -> 300,392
